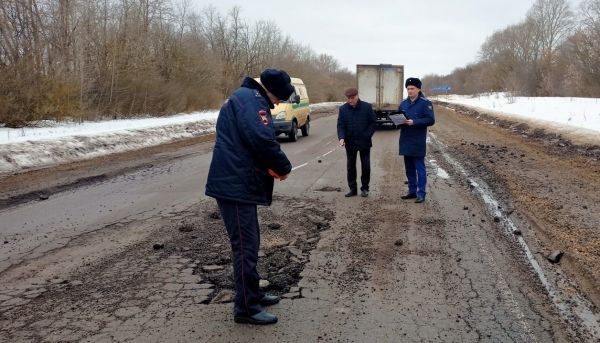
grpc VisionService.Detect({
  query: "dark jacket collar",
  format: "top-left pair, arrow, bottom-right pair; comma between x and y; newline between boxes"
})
241,77 -> 275,109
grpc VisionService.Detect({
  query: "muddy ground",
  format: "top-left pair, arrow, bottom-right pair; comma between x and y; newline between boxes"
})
432,100 -> 600,309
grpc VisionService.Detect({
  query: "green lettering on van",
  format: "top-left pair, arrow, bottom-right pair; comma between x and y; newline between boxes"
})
292,100 -> 309,109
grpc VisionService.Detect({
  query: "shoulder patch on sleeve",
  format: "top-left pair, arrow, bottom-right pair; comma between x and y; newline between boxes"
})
258,109 -> 270,125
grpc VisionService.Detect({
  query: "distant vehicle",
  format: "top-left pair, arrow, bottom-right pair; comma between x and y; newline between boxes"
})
257,77 -> 311,141
357,64 -> 404,128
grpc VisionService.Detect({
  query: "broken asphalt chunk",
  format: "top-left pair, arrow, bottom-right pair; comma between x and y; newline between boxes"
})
547,250 -> 564,263
267,223 -> 282,230
211,290 -> 234,304
282,292 -> 300,299
178,224 -> 194,232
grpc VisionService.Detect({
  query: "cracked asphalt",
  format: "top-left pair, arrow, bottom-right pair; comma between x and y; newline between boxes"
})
1,104 -> 598,342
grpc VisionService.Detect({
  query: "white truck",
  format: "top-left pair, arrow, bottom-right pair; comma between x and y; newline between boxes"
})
357,64 -> 404,128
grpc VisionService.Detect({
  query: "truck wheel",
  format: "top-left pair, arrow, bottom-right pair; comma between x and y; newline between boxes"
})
301,121 -> 310,136
289,121 -> 298,142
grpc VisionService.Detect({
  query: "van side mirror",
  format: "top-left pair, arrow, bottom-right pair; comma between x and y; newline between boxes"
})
292,95 -> 301,104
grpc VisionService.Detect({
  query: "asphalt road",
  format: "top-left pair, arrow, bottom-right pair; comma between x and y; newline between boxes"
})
0,106 -> 598,342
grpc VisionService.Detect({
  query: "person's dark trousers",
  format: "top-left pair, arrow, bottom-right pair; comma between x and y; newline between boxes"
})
216,199 -> 264,317
403,156 -> 427,197
346,147 -> 371,192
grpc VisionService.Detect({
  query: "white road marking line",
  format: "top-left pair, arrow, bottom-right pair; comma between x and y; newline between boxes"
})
291,146 -> 341,171
291,163 -> 308,171
321,149 -> 335,157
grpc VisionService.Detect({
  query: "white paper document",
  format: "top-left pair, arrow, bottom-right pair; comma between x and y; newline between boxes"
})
388,113 -> 407,125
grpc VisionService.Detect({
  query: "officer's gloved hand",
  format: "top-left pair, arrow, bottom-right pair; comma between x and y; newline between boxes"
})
268,169 -> 289,181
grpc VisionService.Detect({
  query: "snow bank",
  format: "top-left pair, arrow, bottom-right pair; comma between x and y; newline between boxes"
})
435,93 -> 600,137
309,102 -> 344,112
0,112 -> 218,174
0,111 -> 219,144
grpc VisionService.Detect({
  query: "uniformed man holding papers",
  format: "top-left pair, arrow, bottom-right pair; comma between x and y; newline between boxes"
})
398,77 -> 435,203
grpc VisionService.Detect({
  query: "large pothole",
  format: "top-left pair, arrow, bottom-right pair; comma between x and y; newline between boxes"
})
169,196 -> 334,303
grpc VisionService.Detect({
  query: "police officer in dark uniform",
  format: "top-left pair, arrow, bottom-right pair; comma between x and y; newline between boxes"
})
398,77 -> 435,203
205,69 -> 295,325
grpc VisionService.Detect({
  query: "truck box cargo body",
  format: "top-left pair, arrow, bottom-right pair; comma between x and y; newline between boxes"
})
357,64 -> 404,127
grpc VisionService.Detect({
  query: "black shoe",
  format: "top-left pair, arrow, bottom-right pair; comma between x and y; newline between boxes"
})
259,294 -> 280,306
400,193 -> 417,200
234,311 -> 278,325
360,190 -> 369,197
345,190 -> 357,197
415,196 -> 425,203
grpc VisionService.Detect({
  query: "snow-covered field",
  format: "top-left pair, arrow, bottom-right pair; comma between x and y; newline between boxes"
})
436,93 -> 600,138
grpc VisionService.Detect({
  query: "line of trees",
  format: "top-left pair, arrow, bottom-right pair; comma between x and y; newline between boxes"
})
423,0 -> 600,97
0,1 -> 353,127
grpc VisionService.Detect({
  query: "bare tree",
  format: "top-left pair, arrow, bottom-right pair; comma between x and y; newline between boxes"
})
563,0 -> 600,95
529,0 -> 573,59
0,2 -> 353,124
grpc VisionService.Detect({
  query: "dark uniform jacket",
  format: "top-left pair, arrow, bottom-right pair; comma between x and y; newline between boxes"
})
337,100 -> 377,150
205,77 -> 292,206
398,93 -> 435,157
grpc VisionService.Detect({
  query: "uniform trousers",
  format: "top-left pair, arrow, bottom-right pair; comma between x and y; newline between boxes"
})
217,199 -> 265,316
403,155 -> 427,197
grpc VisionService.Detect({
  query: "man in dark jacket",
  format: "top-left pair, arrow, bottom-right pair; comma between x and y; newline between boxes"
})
205,69 -> 294,325
398,77 -> 435,203
337,87 -> 377,197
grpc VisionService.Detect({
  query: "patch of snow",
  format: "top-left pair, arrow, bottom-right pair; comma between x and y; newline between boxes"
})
0,111 -> 219,144
428,159 -> 450,179
0,111 -> 218,174
309,102 -> 344,111
434,93 -> 600,140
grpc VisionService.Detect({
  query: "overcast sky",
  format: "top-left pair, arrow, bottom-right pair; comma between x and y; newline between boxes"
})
190,0 -> 583,80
